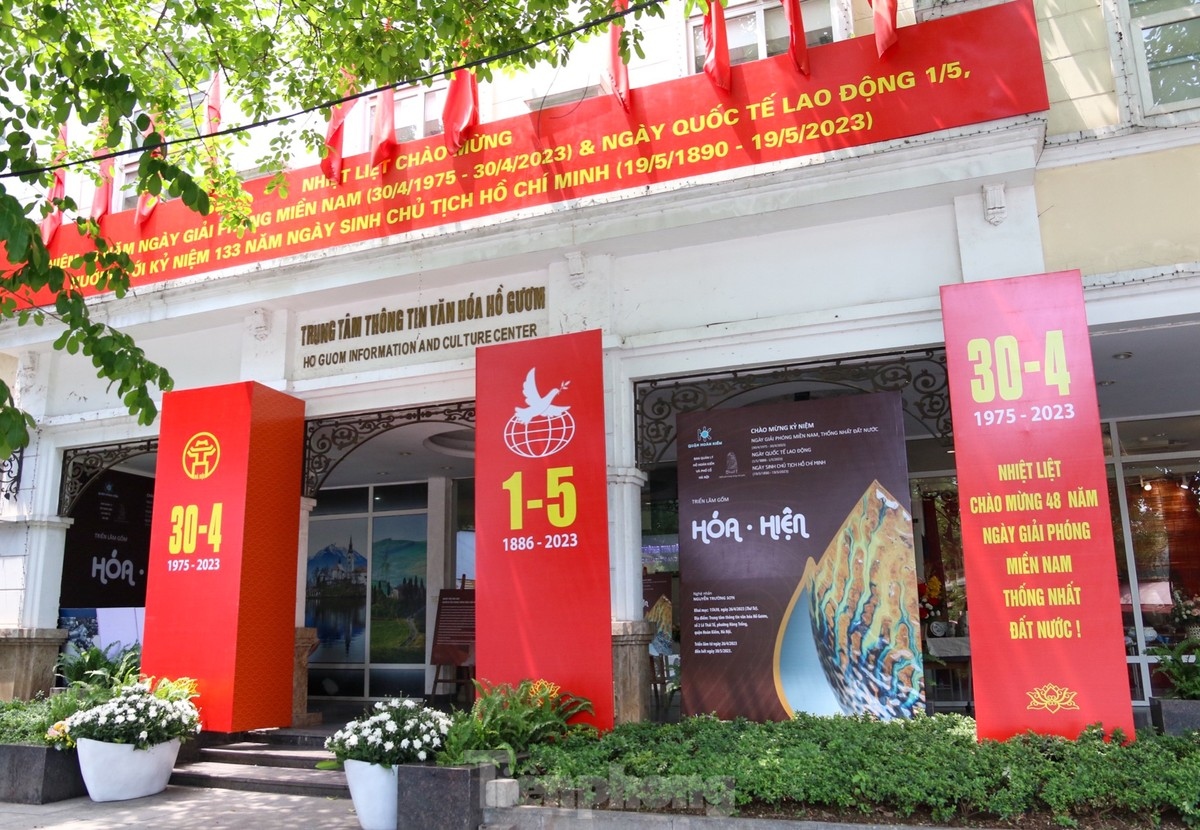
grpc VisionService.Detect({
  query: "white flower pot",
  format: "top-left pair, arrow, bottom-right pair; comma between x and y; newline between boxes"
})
344,758 -> 399,830
75,737 -> 180,802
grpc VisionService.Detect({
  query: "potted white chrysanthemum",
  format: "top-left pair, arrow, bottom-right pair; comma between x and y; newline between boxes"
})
325,698 -> 452,830
49,677 -> 201,803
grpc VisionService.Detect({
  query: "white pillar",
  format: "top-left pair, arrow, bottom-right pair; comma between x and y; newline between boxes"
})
425,476 -> 452,694
607,466 -> 648,622
604,341 -> 645,623
295,497 -> 316,627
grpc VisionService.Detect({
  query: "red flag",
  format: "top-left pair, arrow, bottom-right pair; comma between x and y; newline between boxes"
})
135,119 -> 163,228
134,190 -> 158,227
443,69 -> 479,154
872,0 -> 898,57
781,0 -> 811,75
205,73 -> 222,135
91,153 -> 114,222
321,73 -> 358,184
371,90 -> 397,167
40,125 -> 67,246
604,0 -> 631,111
703,0 -> 731,93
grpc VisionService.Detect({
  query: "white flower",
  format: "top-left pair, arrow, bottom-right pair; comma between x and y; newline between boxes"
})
417,750 -> 427,761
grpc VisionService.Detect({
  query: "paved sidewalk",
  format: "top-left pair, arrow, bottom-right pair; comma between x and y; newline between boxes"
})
0,787 -> 361,830
0,789 -> 975,830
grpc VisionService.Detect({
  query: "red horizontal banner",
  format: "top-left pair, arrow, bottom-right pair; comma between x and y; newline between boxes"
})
22,0 -> 1044,303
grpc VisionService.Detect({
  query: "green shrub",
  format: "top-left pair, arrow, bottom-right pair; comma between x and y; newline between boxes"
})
0,643 -> 147,747
439,678 -> 594,766
521,713 -> 1200,826
1149,639 -> 1200,700
0,697 -> 56,745
55,642 -> 141,689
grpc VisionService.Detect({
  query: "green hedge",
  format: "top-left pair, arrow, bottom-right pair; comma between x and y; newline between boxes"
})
521,714 -> 1200,826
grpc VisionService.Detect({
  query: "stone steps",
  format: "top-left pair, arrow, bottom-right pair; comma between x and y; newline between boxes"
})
170,727 -> 349,799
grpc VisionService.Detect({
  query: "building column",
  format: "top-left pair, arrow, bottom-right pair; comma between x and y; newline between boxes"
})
293,627 -> 320,726
0,516 -> 75,699
609,465 -> 651,723
612,619 -> 655,723
426,476 -> 452,695
293,497 -> 319,725
0,627 -> 67,701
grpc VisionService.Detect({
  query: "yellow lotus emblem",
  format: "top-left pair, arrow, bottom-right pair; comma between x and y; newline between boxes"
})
1026,683 -> 1080,713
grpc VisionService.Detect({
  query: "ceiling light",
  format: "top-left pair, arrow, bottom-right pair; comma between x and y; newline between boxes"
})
1112,352 -> 1134,360
1141,477 -> 1152,491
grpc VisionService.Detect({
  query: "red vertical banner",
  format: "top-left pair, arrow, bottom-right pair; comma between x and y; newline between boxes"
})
141,382 -> 305,733
941,271 -> 1134,741
475,329 -> 614,730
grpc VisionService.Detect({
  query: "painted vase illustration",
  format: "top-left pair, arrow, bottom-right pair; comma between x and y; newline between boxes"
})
774,481 -> 925,718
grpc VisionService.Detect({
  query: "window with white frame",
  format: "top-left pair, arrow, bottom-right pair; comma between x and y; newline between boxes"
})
364,84 -> 449,149
689,0 -> 838,75
1128,0 -> 1200,115
117,157 -> 174,213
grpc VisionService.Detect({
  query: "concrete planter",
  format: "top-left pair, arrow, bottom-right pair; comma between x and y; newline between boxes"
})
76,737 -> 180,802
345,759 -> 399,830
0,744 -> 87,804
1150,697 -> 1200,736
395,762 -> 495,830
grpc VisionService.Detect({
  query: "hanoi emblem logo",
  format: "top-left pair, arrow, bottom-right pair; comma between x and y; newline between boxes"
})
182,432 -> 221,480
504,368 -> 575,458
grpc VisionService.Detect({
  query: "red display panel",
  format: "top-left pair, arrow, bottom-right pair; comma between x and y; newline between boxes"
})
941,272 -> 1134,741
141,382 -> 305,732
474,329 -> 614,730
15,0 -> 1046,303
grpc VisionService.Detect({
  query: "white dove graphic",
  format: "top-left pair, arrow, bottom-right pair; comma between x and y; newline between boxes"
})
514,368 -> 570,424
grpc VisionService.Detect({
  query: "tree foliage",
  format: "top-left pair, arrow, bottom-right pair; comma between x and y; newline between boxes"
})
0,0 -> 664,460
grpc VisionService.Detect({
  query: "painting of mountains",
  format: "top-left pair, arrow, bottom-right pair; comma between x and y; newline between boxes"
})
306,517 -> 368,599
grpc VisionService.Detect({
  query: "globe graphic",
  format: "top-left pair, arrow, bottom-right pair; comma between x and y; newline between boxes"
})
504,411 -> 576,458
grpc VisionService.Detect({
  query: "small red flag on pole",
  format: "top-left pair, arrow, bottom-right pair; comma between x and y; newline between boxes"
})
872,0 -> 899,57
322,72 -> 358,184
443,69 -> 479,154
604,0 -> 632,111
205,73 -> 222,135
41,124 -> 67,246
135,118 -> 164,228
90,153 -> 114,222
371,90 -> 398,167
781,0 -> 811,75
703,0 -> 731,93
